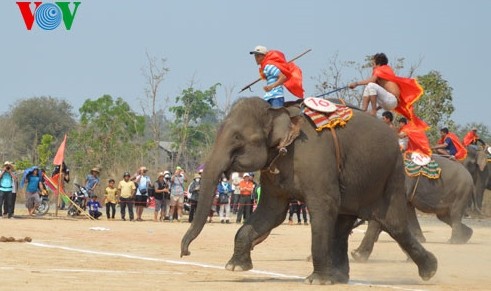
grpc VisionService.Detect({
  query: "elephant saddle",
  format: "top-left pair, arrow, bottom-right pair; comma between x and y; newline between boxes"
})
403,153 -> 442,179
302,97 -> 353,131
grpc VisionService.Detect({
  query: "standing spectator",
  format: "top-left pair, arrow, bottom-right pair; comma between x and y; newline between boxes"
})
249,172 -> 258,215
104,179 -> 118,219
217,176 -> 233,223
298,201 -> 309,225
132,166 -> 151,221
22,167 -> 43,216
118,172 -> 136,221
0,162 -> 16,219
87,195 -> 102,219
52,163 -> 70,210
169,166 -> 187,222
236,173 -> 254,223
288,198 -> 301,225
187,173 -> 201,223
231,172 -> 242,214
162,171 -> 172,220
85,167 -> 100,198
153,172 -> 168,222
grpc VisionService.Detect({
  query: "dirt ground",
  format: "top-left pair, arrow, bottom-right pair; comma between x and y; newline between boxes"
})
2,202 -> 491,291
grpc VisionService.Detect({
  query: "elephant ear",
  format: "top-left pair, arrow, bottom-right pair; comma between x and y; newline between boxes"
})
476,149 -> 487,171
267,108 -> 303,149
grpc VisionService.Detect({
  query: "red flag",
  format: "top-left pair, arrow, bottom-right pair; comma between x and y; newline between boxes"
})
53,134 -> 67,165
259,50 -> 304,98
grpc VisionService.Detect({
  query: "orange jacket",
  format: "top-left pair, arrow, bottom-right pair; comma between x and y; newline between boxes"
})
239,180 -> 254,195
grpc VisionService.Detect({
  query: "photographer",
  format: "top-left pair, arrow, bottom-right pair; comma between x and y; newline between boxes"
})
162,171 -> 172,220
0,162 -> 16,219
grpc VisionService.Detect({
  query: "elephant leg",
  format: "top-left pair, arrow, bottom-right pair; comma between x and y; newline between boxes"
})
304,194 -> 340,285
332,215 -> 358,283
351,220 -> 382,262
407,203 -> 426,243
225,192 -> 288,272
379,177 -> 437,281
436,212 -> 473,244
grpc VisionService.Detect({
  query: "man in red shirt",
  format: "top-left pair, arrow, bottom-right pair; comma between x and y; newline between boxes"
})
236,173 -> 254,224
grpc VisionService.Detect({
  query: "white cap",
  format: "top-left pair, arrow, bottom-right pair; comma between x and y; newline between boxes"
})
243,173 -> 250,177
249,45 -> 268,55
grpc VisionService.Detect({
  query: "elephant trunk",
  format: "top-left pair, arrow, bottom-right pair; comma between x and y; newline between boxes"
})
181,152 -> 230,257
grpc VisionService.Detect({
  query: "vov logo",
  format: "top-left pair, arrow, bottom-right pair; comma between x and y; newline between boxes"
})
16,2 -> 81,30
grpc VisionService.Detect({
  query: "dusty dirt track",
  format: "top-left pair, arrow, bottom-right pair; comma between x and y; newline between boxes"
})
1,206 -> 491,291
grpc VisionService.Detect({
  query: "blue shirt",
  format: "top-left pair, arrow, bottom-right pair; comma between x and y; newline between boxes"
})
0,172 -> 13,192
87,200 -> 101,212
85,174 -> 100,192
263,64 -> 284,100
26,175 -> 40,193
444,137 -> 457,156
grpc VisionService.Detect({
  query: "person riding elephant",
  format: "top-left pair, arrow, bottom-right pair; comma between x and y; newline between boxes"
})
351,154 -> 475,262
180,97 -> 437,285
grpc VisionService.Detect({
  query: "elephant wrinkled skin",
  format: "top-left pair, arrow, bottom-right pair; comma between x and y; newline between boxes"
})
180,97 -> 437,285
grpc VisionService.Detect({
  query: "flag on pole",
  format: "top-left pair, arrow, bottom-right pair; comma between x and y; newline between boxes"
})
53,134 -> 67,165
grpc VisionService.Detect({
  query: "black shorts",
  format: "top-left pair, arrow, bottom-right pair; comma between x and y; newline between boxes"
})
135,195 -> 148,207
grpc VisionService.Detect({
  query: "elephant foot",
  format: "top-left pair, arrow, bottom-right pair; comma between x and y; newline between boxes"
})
350,249 -> 370,263
449,225 -> 473,244
225,255 -> 253,272
417,251 -> 438,281
304,271 -> 349,285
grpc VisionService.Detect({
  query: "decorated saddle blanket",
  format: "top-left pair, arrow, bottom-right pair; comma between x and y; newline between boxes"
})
404,153 -> 442,179
303,97 -> 353,131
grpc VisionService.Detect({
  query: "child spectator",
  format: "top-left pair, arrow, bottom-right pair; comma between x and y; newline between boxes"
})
104,179 -> 118,219
87,195 -> 102,219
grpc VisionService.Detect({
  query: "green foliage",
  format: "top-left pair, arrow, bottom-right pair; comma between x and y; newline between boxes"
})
70,95 -> 146,174
2,96 -> 76,161
37,134 -> 55,169
169,84 -> 221,169
414,71 -> 455,143
13,159 -> 33,171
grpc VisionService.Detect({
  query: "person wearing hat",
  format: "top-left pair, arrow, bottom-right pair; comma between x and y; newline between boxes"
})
0,161 -> 17,218
153,172 -> 169,222
463,127 -> 486,148
236,172 -> 254,223
187,173 -> 202,223
85,167 -> 101,198
250,45 -> 304,109
117,172 -> 136,221
169,166 -> 187,222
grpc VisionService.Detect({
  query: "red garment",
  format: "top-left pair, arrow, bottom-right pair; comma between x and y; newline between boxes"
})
463,130 -> 479,146
438,132 -> 467,160
400,124 -> 432,156
259,50 -> 304,98
373,66 -> 427,129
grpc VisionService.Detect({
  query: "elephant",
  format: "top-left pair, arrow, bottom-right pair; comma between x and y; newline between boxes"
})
462,146 -> 490,212
351,155 -> 475,262
180,97 -> 437,285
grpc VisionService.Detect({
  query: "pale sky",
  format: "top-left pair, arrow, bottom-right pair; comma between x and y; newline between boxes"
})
1,0 -> 490,127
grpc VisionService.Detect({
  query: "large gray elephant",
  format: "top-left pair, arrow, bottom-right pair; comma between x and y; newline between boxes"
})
463,146 -> 490,212
180,97 -> 437,285
351,155 -> 475,262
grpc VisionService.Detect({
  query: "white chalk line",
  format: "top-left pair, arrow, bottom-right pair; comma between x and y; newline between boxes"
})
29,242 -> 427,291
0,266 -> 181,275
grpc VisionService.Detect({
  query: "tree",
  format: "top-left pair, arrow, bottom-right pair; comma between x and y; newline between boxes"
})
0,96 -> 76,163
141,52 -> 170,168
414,71 -> 455,143
37,134 -> 55,169
169,83 -> 220,170
69,95 -> 145,175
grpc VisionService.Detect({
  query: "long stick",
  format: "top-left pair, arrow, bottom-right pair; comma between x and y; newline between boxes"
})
315,86 -> 348,98
239,48 -> 312,93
